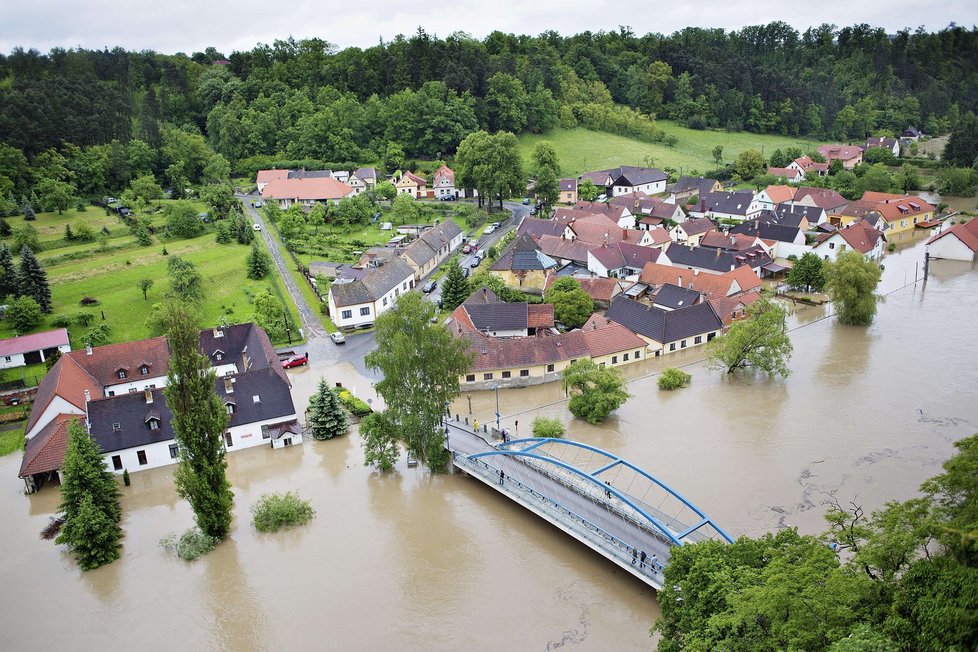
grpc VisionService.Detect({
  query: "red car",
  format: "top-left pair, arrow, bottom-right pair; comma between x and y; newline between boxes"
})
282,354 -> 308,369
462,244 -> 472,254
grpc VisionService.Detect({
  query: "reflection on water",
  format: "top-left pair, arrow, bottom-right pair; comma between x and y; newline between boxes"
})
0,237 -> 976,649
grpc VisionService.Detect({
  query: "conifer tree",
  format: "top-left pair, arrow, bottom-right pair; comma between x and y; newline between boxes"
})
308,378 -> 349,440
246,240 -> 272,279
23,203 -> 35,221
440,256 -> 470,311
56,419 -> 123,570
17,247 -> 52,312
0,244 -> 16,299
162,302 -> 233,540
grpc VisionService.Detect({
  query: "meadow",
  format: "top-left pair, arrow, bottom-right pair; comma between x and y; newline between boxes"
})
517,121 -> 826,177
1,203 -> 302,348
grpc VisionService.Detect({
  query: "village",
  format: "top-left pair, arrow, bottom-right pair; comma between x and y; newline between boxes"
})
11,129 -> 978,493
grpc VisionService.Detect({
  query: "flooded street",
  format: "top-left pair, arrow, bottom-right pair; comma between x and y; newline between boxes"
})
1,235 -> 976,650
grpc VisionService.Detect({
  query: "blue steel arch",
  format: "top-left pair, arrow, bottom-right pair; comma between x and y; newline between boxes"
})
469,437 -> 733,545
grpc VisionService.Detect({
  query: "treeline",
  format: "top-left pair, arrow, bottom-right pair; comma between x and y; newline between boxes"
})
1,23 -> 977,193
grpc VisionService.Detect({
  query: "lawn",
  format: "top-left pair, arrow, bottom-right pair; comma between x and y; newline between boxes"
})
517,121 -> 826,177
0,361 -> 48,388
1,204 -> 303,348
0,423 -> 26,456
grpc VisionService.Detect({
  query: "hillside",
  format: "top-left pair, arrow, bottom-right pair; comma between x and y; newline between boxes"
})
518,122 -> 825,177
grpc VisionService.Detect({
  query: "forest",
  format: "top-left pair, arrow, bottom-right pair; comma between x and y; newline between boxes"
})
1,22 -> 978,201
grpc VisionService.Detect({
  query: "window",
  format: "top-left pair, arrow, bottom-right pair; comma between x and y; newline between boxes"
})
694,335 -> 702,344
117,370 -> 127,379
341,309 -> 352,319
360,306 -> 370,316
681,340 -> 687,348
520,369 -> 529,377
226,403 -> 235,415
128,387 -> 137,393
169,444 -> 179,459
224,432 -> 233,448
262,425 -> 271,440
901,220 -> 907,227
669,343 -> 676,351
215,352 -> 223,361
3,356 -> 9,362
623,353 -> 630,361
465,374 -> 475,382
148,419 -> 159,431
611,356 -> 618,364
383,297 -> 388,306
707,332 -> 716,341
483,373 -> 493,381
140,366 -> 149,375
829,242 -> 835,249
502,371 -> 511,379
112,455 -> 122,471
137,450 -> 148,466
107,391 -> 115,397
112,422 -> 121,431
546,364 -> 555,373
635,350 -> 641,359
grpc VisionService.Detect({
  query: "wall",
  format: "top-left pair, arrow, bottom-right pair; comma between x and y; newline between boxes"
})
0,353 -> 25,370
103,374 -> 168,396
26,396 -> 85,439
927,235 -> 975,261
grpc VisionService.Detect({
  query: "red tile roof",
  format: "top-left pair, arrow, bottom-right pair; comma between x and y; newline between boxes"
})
581,319 -> 647,357
708,290 -> 762,327
817,144 -> 863,161
527,304 -> 555,330
764,185 -> 797,205
794,187 -> 849,211
26,355 -> 100,434
569,221 -> 646,246
433,164 -> 455,184
639,262 -> 761,297
544,276 -> 623,303
0,328 -> 69,357
699,231 -> 759,251
927,218 -> 978,252
261,177 -> 353,200
767,167 -> 801,180
19,413 -> 81,478
870,196 -> 935,224
535,235 -> 593,264
815,221 -> 884,254
256,169 -> 289,185
64,336 -> 170,388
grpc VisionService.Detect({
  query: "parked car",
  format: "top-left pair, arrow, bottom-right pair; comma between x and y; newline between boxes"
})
462,244 -> 472,254
330,331 -> 346,344
522,198 -> 531,205
282,354 -> 309,368
529,208 -> 537,215
483,225 -> 496,235
462,267 -> 470,278
438,195 -> 455,201
470,258 -> 481,268
253,223 -> 262,231
253,200 -> 263,208
492,221 -> 501,228
422,280 -> 437,293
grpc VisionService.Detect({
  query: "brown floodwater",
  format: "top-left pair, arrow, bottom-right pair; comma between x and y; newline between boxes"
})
1,236 -> 976,651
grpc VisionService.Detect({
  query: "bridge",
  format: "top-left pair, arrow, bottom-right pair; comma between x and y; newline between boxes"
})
444,419 -> 732,589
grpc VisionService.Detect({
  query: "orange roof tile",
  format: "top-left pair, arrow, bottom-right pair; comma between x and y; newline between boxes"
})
927,218 -> 978,252
261,177 -> 354,200
19,414 -> 81,478
26,355 -> 100,434
582,320 -> 647,358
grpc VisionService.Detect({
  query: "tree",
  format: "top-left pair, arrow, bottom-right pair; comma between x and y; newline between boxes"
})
252,289 -> 287,341
787,251 -> 827,292
55,419 -> 122,570
712,145 -> 724,169
894,163 -> 920,193
544,278 -> 595,329
164,201 -> 205,239
308,379 -> 349,440
246,241 -> 272,279
162,302 -> 233,540
531,417 -> 565,438
37,178 -> 76,214
534,167 -> 560,209
359,411 -> 401,472
138,278 -> 154,300
658,368 -> 692,390
485,73 -> 528,133
943,113 -> 978,167
531,142 -> 560,177
561,359 -> 630,424
0,243 -> 16,299
364,293 -> 472,469
12,224 -> 40,253
824,251 -> 883,326
454,130 -> 526,211
734,149 -> 766,180
578,179 -> 599,202
706,298 -> 792,377
128,174 -> 165,204
440,257 -> 470,311
166,256 -> 204,302
17,247 -> 52,312
7,296 -> 42,332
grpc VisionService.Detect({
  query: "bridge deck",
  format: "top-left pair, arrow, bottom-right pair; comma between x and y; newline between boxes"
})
446,421 -> 672,588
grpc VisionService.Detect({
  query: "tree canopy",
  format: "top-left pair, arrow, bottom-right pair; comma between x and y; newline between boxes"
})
544,277 -> 595,330
787,251 -> 827,292
706,298 -> 793,377
561,359 -> 630,424
824,251 -> 884,326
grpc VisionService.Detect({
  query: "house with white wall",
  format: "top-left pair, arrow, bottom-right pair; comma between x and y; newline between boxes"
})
0,329 -> 71,370
812,221 -> 885,261
328,258 -> 416,329
926,218 -> 978,262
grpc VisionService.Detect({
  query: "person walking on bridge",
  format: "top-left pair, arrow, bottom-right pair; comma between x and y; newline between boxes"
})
639,551 -> 647,569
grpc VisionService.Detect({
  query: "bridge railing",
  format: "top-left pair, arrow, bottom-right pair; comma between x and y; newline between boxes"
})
454,454 -> 665,585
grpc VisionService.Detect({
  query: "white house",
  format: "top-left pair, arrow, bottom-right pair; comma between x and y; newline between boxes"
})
399,220 -> 464,281
926,218 -> 978,262
328,258 -> 416,329
812,221 -> 885,261
432,164 -> 456,198
0,328 -> 71,370
580,167 -> 668,197
670,217 -> 715,245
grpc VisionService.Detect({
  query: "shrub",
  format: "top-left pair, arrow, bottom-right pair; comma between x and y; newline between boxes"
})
337,389 -> 373,416
532,416 -> 565,438
658,368 -> 692,390
160,527 -> 219,561
74,312 -> 95,326
251,492 -> 315,533
50,314 -> 72,328
887,243 -> 896,252
79,297 -> 99,306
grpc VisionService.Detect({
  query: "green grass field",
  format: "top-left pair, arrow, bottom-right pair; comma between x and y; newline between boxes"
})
0,423 -> 25,456
1,204 -> 302,347
518,121 -> 826,177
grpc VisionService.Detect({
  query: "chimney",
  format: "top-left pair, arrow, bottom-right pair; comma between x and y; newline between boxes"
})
224,378 -> 234,394
144,389 -> 153,404
693,269 -> 699,276
86,344 -> 93,355
213,327 -> 222,338
482,287 -> 488,300
84,389 -> 91,403
242,351 -> 251,370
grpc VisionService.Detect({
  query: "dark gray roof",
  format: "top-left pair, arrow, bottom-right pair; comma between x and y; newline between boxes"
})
331,258 -> 414,307
652,284 -> 702,310
730,220 -> 802,243
517,217 -> 564,240
774,204 -> 822,227
560,178 -> 577,191
402,220 -> 462,267
288,169 -> 332,179
354,167 -> 377,182
611,166 -> 668,187
605,297 -> 722,344
198,323 -> 289,385
665,243 -> 772,272
490,233 -> 558,272
88,368 -> 295,454
701,191 -> 755,216
673,176 -> 719,195
465,303 -> 528,332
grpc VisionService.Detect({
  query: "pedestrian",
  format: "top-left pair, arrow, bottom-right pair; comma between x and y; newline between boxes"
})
499,469 -> 505,485
631,548 -> 637,565
473,418 -> 479,432
604,480 -> 612,499
651,554 -> 658,571
639,551 -> 647,569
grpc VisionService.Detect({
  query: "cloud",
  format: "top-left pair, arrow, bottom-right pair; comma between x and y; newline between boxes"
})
0,0 -> 973,55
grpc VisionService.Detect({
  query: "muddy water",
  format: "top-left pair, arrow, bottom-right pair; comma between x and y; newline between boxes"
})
1,238 -> 976,651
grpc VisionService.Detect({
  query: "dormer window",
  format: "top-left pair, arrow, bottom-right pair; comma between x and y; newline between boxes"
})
215,352 -> 223,361
117,370 -> 127,379
226,402 -> 236,415
140,365 -> 149,375
148,418 -> 160,430
112,423 -> 121,431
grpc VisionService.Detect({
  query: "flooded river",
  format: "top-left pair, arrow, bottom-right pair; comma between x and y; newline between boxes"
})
1,234 -> 976,650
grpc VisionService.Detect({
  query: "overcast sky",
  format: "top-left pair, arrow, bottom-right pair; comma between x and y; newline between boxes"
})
1,0 -> 975,56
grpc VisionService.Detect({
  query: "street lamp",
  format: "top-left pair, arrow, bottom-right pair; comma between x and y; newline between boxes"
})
491,383 -> 500,433
467,393 -> 472,416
